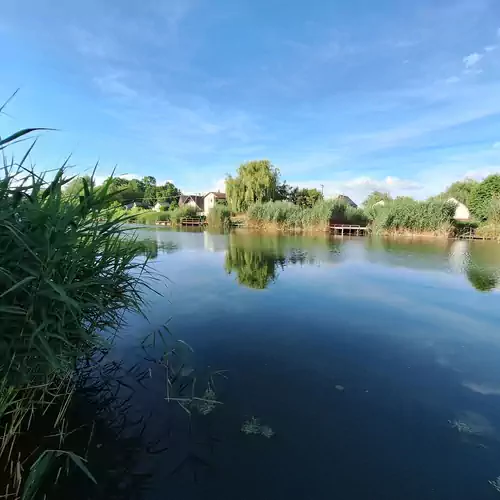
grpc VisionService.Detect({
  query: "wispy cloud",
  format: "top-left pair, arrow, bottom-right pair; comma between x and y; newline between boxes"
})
463,52 -> 483,68
93,72 -> 137,98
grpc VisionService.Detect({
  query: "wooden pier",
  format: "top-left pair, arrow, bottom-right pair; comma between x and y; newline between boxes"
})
329,224 -> 368,236
180,217 -> 205,226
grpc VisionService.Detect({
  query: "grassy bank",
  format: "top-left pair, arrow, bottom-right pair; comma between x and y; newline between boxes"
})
0,130 -> 153,498
246,199 -> 368,231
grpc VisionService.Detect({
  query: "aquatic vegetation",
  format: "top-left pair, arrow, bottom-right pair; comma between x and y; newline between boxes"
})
260,425 -> 275,439
489,476 -> 500,493
241,417 -> 275,438
0,123 -> 155,497
449,420 -> 475,434
194,387 -> 218,415
242,417 -> 262,435
247,199 -> 367,230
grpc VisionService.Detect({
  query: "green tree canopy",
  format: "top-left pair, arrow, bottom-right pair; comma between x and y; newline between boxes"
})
156,182 -> 182,208
142,176 -> 157,206
295,188 -> 323,208
442,179 -> 479,206
362,191 -> 392,208
226,160 -> 280,212
469,175 -> 500,220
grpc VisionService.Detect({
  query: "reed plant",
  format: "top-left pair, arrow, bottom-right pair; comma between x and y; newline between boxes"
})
206,205 -> 231,229
247,199 -> 368,230
0,128 -> 153,498
369,198 -> 456,235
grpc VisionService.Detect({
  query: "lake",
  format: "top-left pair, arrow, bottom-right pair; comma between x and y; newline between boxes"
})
85,229 -> 500,499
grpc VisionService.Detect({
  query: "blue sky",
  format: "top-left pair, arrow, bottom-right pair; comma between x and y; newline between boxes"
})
1,0 -> 500,203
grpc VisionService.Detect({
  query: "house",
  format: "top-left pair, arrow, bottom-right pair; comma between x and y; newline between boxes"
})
153,201 -> 170,212
123,201 -> 150,210
336,195 -> 358,208
204,191 -> 227,214
447,197 -> 470,221
179,194 -> 204,213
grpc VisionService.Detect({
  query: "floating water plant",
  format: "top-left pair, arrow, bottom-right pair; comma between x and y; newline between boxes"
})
241,417 -> 275,438
489,476 -> 500,493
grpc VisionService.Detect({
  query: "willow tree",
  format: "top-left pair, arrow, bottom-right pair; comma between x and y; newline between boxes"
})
226,160 -> 280,212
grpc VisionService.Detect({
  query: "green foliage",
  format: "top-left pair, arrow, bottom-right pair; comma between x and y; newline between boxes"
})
466,265 -> 498,292
469,175 -> 500,220
103,176 -> 181,208
226,160 -> 280,212
247,199 -> 368,229
156,182 -> 181,208
225,245 -> 281,289
0,135 -> 152,495
442,179 -> 479,206
295,188 -> 323,208
63,176 -> 94,197
370,198 -> 455,234
276,182 -> 299,203
206,205 -> 231,229
362,191 -> 392,208
168,205 -> 198,223
142,175 -> 157,206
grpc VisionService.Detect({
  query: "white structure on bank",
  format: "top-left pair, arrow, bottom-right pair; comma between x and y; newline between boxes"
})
447,198 -> 470,221
204,192 -> 227,214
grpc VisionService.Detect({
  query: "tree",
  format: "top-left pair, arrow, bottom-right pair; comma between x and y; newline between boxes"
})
362,191 -> 392,208
226,160 -> 280,212
295,188 -> 323,208
469,175 -> 500,220
105,177 -> 145,205
64,175 -> 94,197
142,176 -> 157,206
276,182 -> 299,203
442,179 -> 479,206
156,182 -> 181,208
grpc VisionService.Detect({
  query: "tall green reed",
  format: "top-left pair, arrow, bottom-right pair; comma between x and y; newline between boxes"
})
0,127 -> 153,498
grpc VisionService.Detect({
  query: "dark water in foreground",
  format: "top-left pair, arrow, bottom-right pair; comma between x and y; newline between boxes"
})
96,230 -> 500,499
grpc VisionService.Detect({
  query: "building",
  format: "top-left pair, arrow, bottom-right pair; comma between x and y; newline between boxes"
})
179,194 -> 204,213
204,191 -> 227,214
123,201 -> 150,210
336,195 -> 358,208
447,197 -> 470,221
153,201 -> 170,212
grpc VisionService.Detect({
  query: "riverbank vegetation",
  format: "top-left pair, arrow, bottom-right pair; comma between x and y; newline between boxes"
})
247,199 -> 367,230
0,128 -> 154,498
367,198 -> 456,236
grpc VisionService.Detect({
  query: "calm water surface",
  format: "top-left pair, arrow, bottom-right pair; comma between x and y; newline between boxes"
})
106,229 -> 500,499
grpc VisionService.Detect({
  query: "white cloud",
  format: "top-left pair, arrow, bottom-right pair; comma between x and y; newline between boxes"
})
484,45 -> 498,52
445,76 -> 461,84
93,72 -> 137,98
493,142 -> 500,149
463,52 -> 483,68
